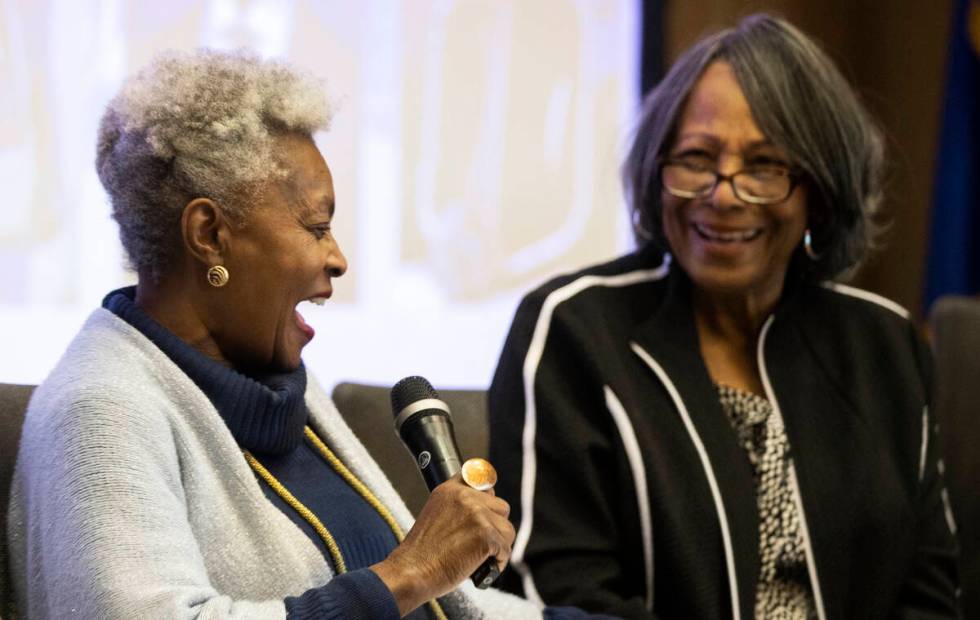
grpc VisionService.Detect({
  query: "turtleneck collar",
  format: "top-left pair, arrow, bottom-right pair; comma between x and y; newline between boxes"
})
103,286 -> 308,454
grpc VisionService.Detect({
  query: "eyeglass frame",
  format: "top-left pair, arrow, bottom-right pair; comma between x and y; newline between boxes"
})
657,158 -> 802,205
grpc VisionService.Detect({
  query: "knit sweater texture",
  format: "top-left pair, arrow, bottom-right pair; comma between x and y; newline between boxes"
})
102,287 -> 417,619
7,307 -> 540,619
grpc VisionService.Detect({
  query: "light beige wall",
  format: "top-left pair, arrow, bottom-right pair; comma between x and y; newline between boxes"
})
666,1 -> 954,319
0,0 -> 640,386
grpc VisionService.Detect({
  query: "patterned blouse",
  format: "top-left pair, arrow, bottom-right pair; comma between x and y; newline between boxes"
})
717,384 -> 817,619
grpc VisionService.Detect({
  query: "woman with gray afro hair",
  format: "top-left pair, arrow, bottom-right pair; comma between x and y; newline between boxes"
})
97,48 -> 332,281
489,13 -> 960,619
10,48 -> 574,619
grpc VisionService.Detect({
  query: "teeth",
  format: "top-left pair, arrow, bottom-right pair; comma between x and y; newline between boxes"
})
694,224 -> 762,242
306,297 -> 327,306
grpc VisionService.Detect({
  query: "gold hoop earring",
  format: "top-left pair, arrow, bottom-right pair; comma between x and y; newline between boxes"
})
803,229 -> 821,261
207,265 -> 230,287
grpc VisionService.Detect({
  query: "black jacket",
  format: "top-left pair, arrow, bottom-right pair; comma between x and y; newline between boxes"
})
489,247 -> 960,619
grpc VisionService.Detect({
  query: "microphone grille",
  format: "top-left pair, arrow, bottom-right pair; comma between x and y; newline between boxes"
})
390,375 -> 440,416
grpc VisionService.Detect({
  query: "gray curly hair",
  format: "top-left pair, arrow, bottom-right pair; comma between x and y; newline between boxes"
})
96,48 -> 332,280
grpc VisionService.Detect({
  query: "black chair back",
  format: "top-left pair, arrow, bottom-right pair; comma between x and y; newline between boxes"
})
0,383 -> 34,619
331,382 -> 488,516
930,296 -> 980,617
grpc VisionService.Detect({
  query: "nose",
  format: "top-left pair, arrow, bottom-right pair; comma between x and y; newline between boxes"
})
327,242 -> 348,278
707,170 -> 744,210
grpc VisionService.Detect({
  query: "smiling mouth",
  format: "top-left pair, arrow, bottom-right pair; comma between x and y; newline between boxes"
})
693,223 -> 763,243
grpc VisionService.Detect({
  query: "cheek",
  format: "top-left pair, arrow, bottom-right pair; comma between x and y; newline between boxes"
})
776,201 -> 808,251
273,252 -> 323,323
660,200 -> 688,247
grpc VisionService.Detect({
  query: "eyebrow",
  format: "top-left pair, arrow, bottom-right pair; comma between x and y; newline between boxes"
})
674,132 -> 775,149
295,195 -> 335,219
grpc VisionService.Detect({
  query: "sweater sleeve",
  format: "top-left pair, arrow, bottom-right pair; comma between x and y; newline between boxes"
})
893,325 -> 962,618
10,383 -> 393,619
285,569 -> 399,620
489,291 -> 658,620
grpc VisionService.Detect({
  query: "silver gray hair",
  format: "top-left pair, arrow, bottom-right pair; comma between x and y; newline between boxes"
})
623,14 -> 884,281
96,48 -> 332,280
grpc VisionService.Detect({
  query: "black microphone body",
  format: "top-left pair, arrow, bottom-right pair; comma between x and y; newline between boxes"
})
391,376 -> 500,589
397,413 -> 461,488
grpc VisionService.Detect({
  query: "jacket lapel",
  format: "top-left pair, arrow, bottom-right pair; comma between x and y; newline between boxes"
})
631,268 -> 759,620
761,301 -> 865,619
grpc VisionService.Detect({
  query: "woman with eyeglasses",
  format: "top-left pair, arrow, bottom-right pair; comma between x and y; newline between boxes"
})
488,14 -> 960,620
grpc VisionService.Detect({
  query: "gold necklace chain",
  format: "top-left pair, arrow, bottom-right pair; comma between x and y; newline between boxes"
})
244,450 -> 348,573
302,427 -> 407,541
245,426 -> 448,620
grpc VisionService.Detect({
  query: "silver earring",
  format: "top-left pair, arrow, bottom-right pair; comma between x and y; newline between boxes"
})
632,209 -> 654,241
207,265 -> 230,287
803,229 -> 821,261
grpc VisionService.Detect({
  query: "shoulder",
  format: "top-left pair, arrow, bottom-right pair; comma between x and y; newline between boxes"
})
24,309 -> 198,458
801,281 -> 917,346
34,310 -> 171,407
513,247 -> 670,328
12,310 -> 203,530
815,281 -> 911,322
789,281 -> 928,392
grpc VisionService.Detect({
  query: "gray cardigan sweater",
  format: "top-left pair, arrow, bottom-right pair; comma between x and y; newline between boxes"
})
7,309 -> 540,619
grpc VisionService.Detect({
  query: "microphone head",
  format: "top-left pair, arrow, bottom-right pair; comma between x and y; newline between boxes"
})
390,375 -> 441,416
390,375 -> 461,489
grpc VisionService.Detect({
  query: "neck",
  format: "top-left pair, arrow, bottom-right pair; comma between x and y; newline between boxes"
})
135,271 -> 232,368
691,286 -> 778,344
691,285 -> 782,396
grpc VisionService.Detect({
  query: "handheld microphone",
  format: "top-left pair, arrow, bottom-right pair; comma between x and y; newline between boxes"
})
390,375 -> 500,589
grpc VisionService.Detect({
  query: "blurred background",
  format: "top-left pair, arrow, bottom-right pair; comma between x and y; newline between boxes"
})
0,0 -> 975,389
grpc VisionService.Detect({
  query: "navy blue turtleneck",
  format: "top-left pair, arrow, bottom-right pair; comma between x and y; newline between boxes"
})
103,287 -> 609,620
103,287 -> 426,620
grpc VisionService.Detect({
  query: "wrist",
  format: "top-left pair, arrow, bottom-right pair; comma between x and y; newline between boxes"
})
370,555 -> 431,617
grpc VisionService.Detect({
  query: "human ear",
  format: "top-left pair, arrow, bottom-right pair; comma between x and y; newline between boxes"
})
180,198 -> 232,267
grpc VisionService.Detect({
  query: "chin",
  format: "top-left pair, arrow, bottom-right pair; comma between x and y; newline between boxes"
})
688,264 -> 770,297
270,355 -> 303,373
269,332 -> 307,373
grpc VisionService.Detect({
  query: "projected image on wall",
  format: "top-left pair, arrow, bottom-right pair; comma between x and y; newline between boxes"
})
0,0 -> 639,386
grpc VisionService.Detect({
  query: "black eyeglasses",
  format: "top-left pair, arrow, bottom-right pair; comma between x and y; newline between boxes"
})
659,159 -> 800,205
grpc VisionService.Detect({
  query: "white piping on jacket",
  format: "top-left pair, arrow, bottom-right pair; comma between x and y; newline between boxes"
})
937,459 -> 959,535
821,282 -> 910,319
604,386 -> 655,610
824,286 -> 956,536
941,487 -> 959,536
514,260 -> 670,605
757,316 -> 827,620
919,407 -> 929,482
630,343 -> 742,620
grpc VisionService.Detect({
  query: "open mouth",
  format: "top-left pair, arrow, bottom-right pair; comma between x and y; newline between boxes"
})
693,222 -> 763,243
294,294 -> 331,340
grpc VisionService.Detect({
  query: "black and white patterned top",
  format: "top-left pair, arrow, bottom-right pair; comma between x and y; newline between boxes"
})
717,384 -> 816,619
